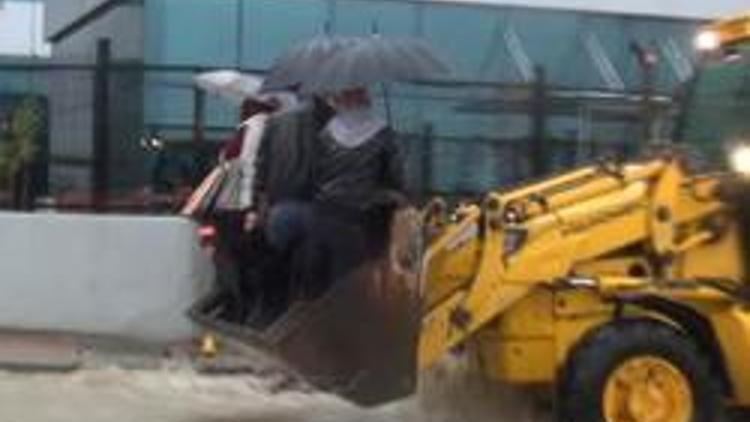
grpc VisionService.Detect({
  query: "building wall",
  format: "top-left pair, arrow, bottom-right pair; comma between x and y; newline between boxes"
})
42,0 -> 711,194
137,0 -> 702,193
44,0 -> 111,41
143,0 -> 698,130
45,2 -> 146,192
49,3 -> 144,62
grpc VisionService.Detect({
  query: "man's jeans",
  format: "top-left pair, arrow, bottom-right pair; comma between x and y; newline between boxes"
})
264,200 -> 313,254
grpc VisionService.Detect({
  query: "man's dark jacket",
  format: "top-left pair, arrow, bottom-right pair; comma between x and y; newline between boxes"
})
252,100 -> 332,208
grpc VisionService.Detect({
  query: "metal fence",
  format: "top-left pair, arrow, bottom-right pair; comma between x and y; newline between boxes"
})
0,54 -> 676,212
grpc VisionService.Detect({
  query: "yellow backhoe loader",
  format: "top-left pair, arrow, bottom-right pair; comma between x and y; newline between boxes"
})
195,12 -> 750,422
416,13 -> 750,421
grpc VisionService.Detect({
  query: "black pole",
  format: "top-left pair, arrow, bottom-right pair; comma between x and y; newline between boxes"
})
530,65 -> 548,177
236,0 -> 244,66
92,38 -> 111,211
672,59 -> 705,144
641,57 -> 657,146
421,123 -> 434,200
381,83 -> 393,125
630,41 -> 660,148
192,87 -> 207,182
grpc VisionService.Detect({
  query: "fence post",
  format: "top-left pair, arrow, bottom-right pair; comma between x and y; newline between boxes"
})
191,86 -> 208,182
530,65 -> 549,176
92,38 -> 111,211
420,123 -> 434,200
631,41 -> 659,147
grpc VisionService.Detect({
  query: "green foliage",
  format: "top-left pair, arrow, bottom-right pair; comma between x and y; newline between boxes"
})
0,98 -> 43,187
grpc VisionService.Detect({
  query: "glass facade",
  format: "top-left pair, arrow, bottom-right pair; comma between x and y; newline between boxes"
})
136,0 -> 699,194
0,0 -> 703,199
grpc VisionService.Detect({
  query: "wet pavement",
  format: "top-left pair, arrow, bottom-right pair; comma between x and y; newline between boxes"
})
0,368 -> 371,422
2,366 -> 747,422
0,331 -> 742,422
0,367 -> 551,422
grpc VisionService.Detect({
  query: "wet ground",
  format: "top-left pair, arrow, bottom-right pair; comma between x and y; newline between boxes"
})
2,366 -> 748,422
0,353 -> 552,422
0,368 -> 369,422
0,332 -> 743,422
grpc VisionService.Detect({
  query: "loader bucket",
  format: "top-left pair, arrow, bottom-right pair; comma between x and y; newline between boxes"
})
264,261 -> 420,404
189,209 -> 423,406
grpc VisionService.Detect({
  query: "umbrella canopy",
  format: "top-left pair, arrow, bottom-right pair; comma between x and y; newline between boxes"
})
300,36 -> 452,94
261,35 -> 360,92
194,70 -> 264,103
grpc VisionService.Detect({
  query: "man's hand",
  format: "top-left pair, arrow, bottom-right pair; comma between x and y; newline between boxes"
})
244,211 -> 260,232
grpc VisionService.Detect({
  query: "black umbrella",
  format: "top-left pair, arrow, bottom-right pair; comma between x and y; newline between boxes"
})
261,35 -> 360,92
300,35 -> 452,94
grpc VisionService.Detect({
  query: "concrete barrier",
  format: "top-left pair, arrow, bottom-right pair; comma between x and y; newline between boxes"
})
0,212 -> 214,343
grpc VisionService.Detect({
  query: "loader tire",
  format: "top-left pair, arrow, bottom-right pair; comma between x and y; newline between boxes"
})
559,319 -> 725,422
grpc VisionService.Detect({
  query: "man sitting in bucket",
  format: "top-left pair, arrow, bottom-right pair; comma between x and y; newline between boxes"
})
248,85 -> 405,324
300,86 -> 406,298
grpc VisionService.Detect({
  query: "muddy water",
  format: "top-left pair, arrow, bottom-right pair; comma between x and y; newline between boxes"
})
0,353 -> 555,422
407,353 -> 554,422
0,367 -> 367,422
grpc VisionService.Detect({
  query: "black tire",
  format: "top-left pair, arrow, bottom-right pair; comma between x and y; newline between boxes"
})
559,319 -> 726,422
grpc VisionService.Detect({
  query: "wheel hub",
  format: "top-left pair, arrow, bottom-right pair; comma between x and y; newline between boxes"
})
603,356 -> 693,422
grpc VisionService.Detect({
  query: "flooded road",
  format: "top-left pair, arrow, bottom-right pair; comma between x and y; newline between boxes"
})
0,364 -> 552,422
3,360 -> 741,422
0,368 -> 370,422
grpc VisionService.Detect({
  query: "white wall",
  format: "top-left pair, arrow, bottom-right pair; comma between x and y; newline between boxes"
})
0,213 -> 214,342
426,0 -> 747,19
0,0 -> 50,57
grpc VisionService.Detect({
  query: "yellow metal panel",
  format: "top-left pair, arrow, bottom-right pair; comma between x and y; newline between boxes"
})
418,291 -> 466,370
424,234 -> 481,309
552,290 -> 614,367
575,257 -> 652,278
705,307 -> 750,405
678,220 -> 745,282
479,338 -> 557,383
418,283 -> 532,371
420,208 -> 481,296
476,291 -> 557,383
503,161 -> 665,220
650,162 -> 682,256
556,182 -> 647,234
505,205 -> 650,282
554,289 -> 614,318
496,290 -> 556,337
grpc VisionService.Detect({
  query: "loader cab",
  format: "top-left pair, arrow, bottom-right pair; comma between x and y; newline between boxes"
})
679,18 -> 750,165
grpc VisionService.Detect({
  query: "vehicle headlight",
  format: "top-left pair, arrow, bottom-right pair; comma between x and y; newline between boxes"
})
729,145 -> 750,175
695,30 -> 720,52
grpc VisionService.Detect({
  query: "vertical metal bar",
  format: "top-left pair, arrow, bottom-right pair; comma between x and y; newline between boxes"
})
192,86 -> 207,181
92,38 -> 111,211
193,87 -> 206,144
421,123 -> 434,199
631,41 -> 659,148
641,60 -> 656,146
327,0 -> 337,32
381,83 -> 393,125
236,0 -> 244,66
672,61 -> 705,144
530,65 -> 548,177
